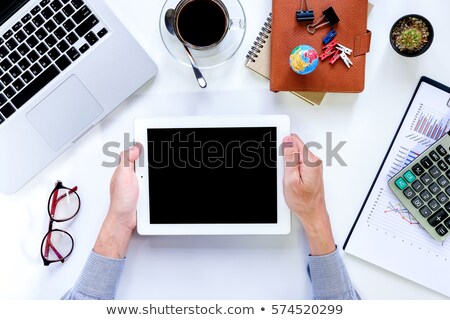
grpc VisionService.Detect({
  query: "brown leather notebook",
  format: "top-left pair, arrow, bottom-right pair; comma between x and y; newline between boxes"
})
270,0 -> 372,93
245,14 -> 326,106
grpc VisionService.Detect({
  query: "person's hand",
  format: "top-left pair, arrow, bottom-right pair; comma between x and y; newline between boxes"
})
94,145 -> 142,259
283,134 -> 335,256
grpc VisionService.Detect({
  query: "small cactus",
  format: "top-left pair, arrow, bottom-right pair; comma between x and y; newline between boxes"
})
392,17 -> 430,53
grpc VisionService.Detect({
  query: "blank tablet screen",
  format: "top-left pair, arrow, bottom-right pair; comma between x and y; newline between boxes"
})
147,127 -> 278,224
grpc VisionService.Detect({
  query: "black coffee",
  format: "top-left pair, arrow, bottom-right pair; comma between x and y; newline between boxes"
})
177,0 -> 227,47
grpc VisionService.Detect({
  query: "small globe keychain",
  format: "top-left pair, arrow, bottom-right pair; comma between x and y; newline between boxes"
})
289,45 -> 319,75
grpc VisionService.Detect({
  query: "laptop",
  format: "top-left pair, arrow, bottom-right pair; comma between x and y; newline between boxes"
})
0,0 -> 158,194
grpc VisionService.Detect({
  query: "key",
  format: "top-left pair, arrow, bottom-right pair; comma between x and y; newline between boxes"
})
32,14 -> 45,27
14,30 -> 27,43
403,187 -> 415,199
436,225 -> 448,237
31,6 -> 42,16
41,7 -> 54,20
26,35 -> 39,48
438,176 -> 449,188
437,192 -> 449,204
429,166 -> 441,179
4,86 -> 16,99
62,4 -> 75,17
50,0 -> 63,12
79,43 -> 89,53
0,46 -> 9,59
437,145 -> 448,156
72,5 -> 91,24
97,28 -> 108,38
75,14 -> 99,37
27,50 -> 40,63
411,196 -> 424,209
12,78 -> 25,91
18,58 -> 31,71
22,14 -> 32,24
11,65 -> 60,109
438,160 -> 448,171
0,103 -> 15,118
429,150 -> 440,162
420,206 -> 432,218
412,180 -> 424,192
429,182 -> 441,195
428,209 -> 449,227
66,47 -> 80,61
84,31 -> 98,45
55,54 -> 71,71
63,19 -> 75,32
21,71 -> 34,84
44,20 -> 57,33
8,51 -> 20,64
57,40 -> 70,53
420,190 -> 432,201
45,34 -> 57,48
429,199 -> 440,211
66,32 -> 78,45
54,12 -> 66,24
17,43 -> 30,56
3,30 -> 13,40
420,156 -> 433,169
48,47 -> 60,60
6,38 -> 18,51
10,66 -> 22,78
30,63 -> 43,76
35,27 -> 48,40
0,93 -> 6,106
39,55 -> 51,68
1,73 -> 13,86
420,173 -> 432,185
71,0 -> 84,9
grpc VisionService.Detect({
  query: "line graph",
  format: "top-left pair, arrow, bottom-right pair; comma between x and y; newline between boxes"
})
384,202 -> 419,225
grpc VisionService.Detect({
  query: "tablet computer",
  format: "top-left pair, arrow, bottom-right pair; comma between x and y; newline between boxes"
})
134,115 -> 291,235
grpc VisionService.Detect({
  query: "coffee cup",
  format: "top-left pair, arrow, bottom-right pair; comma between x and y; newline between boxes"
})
172,0 -> 244,50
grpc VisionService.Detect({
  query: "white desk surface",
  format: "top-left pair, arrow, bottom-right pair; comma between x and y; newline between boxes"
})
1,0 -> 449,300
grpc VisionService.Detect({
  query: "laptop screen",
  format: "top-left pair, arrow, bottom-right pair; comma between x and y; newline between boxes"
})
0,1 -> 29,26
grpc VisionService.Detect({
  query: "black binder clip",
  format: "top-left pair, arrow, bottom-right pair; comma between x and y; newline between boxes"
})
307,7 -> 339,34
296,0 -> 314,22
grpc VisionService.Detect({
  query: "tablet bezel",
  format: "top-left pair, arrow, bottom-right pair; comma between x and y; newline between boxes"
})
134,115 -> 291,235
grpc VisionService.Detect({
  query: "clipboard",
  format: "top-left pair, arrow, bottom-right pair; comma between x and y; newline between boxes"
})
344,76 -> 450,297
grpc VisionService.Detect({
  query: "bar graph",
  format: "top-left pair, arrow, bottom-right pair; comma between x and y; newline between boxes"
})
413,112 -> 450,140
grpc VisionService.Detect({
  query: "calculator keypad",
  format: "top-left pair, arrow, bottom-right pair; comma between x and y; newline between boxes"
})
390,136 -> 450,241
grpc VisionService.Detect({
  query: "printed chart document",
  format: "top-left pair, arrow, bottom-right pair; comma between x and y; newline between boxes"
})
345,77 -> 450,297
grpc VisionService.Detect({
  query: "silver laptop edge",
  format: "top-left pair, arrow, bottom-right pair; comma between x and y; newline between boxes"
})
0,0 -> 158,194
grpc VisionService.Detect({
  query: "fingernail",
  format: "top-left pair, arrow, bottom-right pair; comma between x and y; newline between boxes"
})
283,141 -> 294,148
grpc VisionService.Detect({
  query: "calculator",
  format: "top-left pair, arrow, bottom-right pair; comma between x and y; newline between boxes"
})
388,132 -> 450,241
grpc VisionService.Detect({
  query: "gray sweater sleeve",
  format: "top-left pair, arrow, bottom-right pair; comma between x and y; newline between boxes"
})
307,248 -> 360,300
62,248 -> 358,300
61,250 -> 125,300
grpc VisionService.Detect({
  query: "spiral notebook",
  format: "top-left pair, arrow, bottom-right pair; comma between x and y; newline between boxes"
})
245,14 -> 326,106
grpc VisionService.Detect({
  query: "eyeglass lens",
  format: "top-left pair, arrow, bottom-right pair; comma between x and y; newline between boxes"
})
48,187 -> 80,221
42,230 -> 73,263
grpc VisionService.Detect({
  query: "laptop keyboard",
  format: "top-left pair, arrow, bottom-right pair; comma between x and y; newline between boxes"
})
0,0 -> 108,126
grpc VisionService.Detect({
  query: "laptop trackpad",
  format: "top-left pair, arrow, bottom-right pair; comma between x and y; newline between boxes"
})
27,75 -> 104,151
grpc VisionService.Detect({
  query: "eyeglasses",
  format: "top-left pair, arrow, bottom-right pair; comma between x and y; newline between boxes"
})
40,181 -> 80,266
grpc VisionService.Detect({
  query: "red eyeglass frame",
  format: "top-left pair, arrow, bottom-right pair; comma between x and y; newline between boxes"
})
40,181 -> 80,266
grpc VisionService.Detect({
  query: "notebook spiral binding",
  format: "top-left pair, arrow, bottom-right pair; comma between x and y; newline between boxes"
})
246,13 -> 272,63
